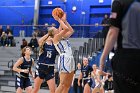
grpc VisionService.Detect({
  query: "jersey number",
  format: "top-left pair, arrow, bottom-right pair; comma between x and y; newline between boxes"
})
46,51 -> 52,58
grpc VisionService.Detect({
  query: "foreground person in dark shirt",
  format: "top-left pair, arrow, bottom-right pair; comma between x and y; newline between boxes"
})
100,0 -> 140,93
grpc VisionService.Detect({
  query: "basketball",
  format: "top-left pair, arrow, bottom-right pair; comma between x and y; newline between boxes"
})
52,8 -> 64,18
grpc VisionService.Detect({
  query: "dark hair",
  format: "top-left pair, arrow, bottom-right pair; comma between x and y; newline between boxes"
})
21,46 -> 31,57
108,75 -> 112,79
22,38 -> 25,41
22,39 -> 28,46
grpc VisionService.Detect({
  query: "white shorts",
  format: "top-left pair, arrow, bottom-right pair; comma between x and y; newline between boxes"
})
58,54 -> 75,73
95,82 -> 102,88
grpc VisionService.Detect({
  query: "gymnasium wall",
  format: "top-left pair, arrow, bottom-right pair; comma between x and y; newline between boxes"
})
0,0 -> 34,25
0,0 -> 112,37
0,0 -> 34,36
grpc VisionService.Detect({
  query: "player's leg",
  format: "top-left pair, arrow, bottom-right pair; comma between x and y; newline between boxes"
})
16,87 -> 23,93
62,71 -> 74,93
25,86 -> 32,93
32,77 -> 43,93
55,71 -> 74,93
47,77 -> 55,93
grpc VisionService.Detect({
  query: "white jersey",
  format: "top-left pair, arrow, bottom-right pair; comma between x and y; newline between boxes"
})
54,39 -> 75,73
54,39 -> 73,55
92,69 -> 102,88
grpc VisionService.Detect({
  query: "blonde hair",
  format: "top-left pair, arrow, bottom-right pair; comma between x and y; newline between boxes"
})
47,27 -> 55,38
39,27 -> 55,55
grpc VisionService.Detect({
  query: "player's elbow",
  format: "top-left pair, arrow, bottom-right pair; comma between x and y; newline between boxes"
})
70,29 -> 74,33
12,66 -> 16,72
38,38 -> 42,44
107,27 -> 119,39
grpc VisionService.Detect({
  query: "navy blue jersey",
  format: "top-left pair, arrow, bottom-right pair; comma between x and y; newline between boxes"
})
81,65 -> 93,78
38,43 -> 57,64
19,57 -> 33,78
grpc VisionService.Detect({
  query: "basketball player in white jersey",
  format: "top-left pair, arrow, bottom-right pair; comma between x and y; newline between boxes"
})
45,13 -> 75,93
91,64 -> 109,93
91,64 -> 104,93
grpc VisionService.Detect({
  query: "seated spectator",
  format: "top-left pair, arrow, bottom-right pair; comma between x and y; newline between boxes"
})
20,38 -> 28,49
0,25 -> 3,37
28,35 -> 39,50
7,32 -> 14,47
0,25 -> 4,46
104,75 -> 114,93
5,25 -> 13,35
32,29 -> 39,37
1,32 -> 7,47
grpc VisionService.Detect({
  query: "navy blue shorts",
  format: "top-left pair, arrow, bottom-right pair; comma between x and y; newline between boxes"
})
15,75 -> 32,90
83,78 -> 93,87
35,63 -> 54,81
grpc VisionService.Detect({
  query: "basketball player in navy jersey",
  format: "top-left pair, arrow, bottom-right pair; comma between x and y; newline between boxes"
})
31,35 -> 58,93
45,13 -> 75,93
13,46 -> 34,93
78,57 -> 93,93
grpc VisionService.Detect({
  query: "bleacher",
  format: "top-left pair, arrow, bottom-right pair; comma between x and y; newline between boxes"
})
73,37 -> 105,66
0,46 -> 19,92
0,38 -> 48,93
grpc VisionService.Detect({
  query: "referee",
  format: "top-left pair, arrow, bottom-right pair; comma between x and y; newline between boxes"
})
100,0 -> 140,93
